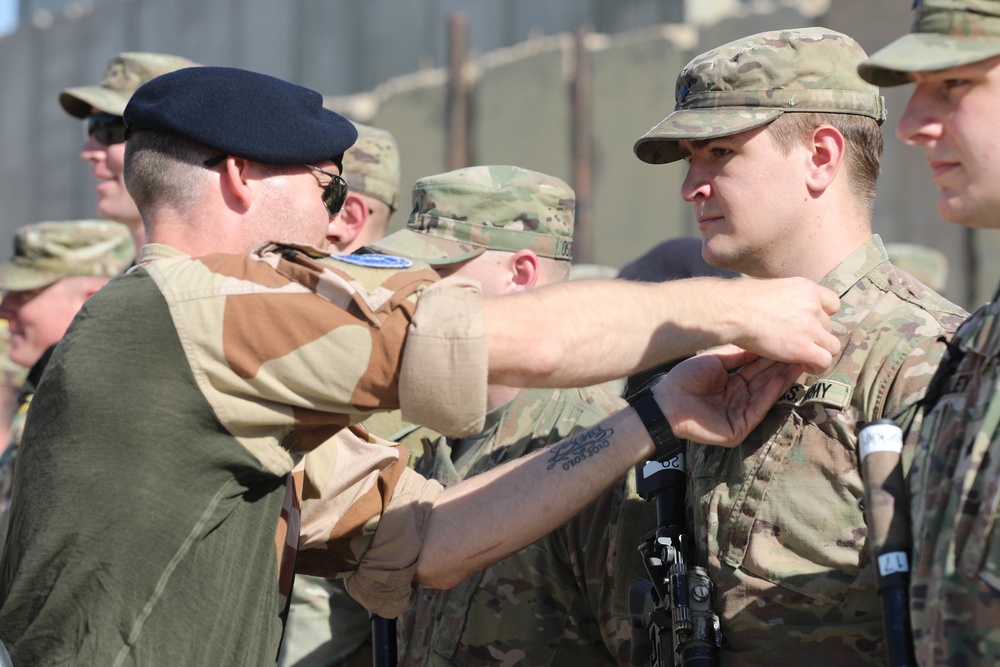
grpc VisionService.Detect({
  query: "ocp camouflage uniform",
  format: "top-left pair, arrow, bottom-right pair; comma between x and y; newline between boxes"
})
904,292 -> 1000,666
857,2 -> 1000,664
398,385 -> 645,667
688,237 -> 965,665
0,241 -> 488,666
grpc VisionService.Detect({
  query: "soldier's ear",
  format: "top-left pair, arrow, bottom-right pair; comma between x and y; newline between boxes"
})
805,124 -> 845,195
509,250 -> 540,292
334,193 -> 369,244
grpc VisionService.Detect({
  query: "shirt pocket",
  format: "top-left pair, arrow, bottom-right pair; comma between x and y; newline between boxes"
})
713,413 -> 866,605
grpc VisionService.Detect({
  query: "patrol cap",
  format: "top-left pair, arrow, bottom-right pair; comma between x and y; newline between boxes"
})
859,0 -> 1000,86
123,67 -> 358,165
634,27 -> 887,164
0,220 -> 135,292
369,165 -> 575,266
59,52 -> 201,119
342,123 -> 401,211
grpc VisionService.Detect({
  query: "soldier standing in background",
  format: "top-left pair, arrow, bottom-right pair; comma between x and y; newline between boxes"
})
857,1 -> 1000,663
59,52 -> 199,260
327,122 -> 401,254
368,165 -> 649,666
633,27 -> 965,665
0,220 -> 133,551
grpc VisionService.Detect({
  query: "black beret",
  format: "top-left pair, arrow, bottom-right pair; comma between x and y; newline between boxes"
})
122,66 -> 358,165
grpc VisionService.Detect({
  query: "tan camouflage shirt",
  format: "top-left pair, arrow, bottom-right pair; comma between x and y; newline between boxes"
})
0,242 -> 488,666
908,286 -> 1000,667
397,385 -> 651,667
688,236 -> 965,666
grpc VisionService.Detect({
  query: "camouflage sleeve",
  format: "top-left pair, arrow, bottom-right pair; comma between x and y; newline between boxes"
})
145,246 -> 487,476
294,426 -> 443,618
881,331 -> 955,467
561,473 -> 643,664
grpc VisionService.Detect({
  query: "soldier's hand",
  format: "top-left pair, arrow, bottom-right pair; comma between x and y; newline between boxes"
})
654,345 -> 802,447
727,277 -> 840,375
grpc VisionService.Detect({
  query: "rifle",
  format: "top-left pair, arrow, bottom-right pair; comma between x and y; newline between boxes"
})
858,419 -> 916,667
628,452 -> 721,667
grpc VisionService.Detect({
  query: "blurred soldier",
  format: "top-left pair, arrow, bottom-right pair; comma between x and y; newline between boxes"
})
618,237 -> 740,397
634,28 -> 966,665
0,326 -> 25,450
858,1 -> 1000,663
0,220 -> 133,550
327,122 -> 401,254
884,242 -> 949,293
368,165 -> 644,666
0,66 -> 841,665
617,237 -> 739,284
280,122 -> 404,667
59,52 -> 199,259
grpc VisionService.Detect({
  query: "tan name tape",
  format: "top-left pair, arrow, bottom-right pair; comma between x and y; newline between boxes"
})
776,379 -> 853,410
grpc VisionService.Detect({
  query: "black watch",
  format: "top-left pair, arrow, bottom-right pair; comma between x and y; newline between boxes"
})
628,387 -> 684,462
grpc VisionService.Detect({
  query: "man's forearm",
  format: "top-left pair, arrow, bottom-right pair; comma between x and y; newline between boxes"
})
482,275 -> 839,388
414,345 -> 802,589
414,406 -> 654,588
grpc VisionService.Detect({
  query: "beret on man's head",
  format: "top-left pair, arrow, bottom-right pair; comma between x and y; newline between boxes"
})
123,66 -> 358,165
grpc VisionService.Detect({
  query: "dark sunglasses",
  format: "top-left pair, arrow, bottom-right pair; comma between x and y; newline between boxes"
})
202,157 -> 348,217
84,112 -> 127,146
304,164 -> 348,218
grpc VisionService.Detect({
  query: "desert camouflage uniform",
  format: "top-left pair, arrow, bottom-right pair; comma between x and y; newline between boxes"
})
856,3 -> 1000,664
398,385 -> 647,667
688,237 -> 965,666
0,241 -> 488,666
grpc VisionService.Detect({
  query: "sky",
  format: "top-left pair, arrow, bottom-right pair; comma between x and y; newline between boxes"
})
0,1 -> 16,36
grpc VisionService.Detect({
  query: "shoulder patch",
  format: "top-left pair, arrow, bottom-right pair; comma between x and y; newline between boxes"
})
330,253 -> 413,269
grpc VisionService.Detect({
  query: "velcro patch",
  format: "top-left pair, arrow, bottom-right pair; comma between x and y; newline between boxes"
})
775,379 -> 853,410
330,253 -> 413,269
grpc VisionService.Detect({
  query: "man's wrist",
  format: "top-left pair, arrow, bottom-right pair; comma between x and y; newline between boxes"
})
627,387 -> 684,462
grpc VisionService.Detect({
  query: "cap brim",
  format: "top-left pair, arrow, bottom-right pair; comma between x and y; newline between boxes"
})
59,86 -> 130,118
859,33 -> 1000,87
367,229 -> 486,267
634,108 -> 782,164
0,264 -> 60,292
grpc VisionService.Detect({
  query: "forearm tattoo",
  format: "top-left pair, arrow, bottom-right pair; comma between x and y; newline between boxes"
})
546,425 -> 614,471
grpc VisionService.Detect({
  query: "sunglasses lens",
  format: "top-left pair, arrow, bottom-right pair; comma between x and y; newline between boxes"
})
84,113 -> 127,145
323,176 -> 348,216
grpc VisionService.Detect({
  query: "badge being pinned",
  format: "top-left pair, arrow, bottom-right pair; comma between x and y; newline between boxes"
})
330,253 -> 413,269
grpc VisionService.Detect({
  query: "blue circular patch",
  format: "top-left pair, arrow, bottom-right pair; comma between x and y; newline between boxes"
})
330,253 -> 414,269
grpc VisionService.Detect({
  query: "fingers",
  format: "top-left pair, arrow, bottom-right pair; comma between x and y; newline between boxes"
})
740,278 -> 841,371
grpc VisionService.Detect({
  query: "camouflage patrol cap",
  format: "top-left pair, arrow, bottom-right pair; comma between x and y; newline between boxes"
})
342,123 -> 401,211
59,52 -> 201,119
859,0 -> 1000,86
0,220 -> 134,292
634,27 -> 887,164
368,165 -> 574,266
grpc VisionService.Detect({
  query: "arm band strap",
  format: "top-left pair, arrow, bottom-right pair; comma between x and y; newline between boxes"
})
628,387 -> 684,462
